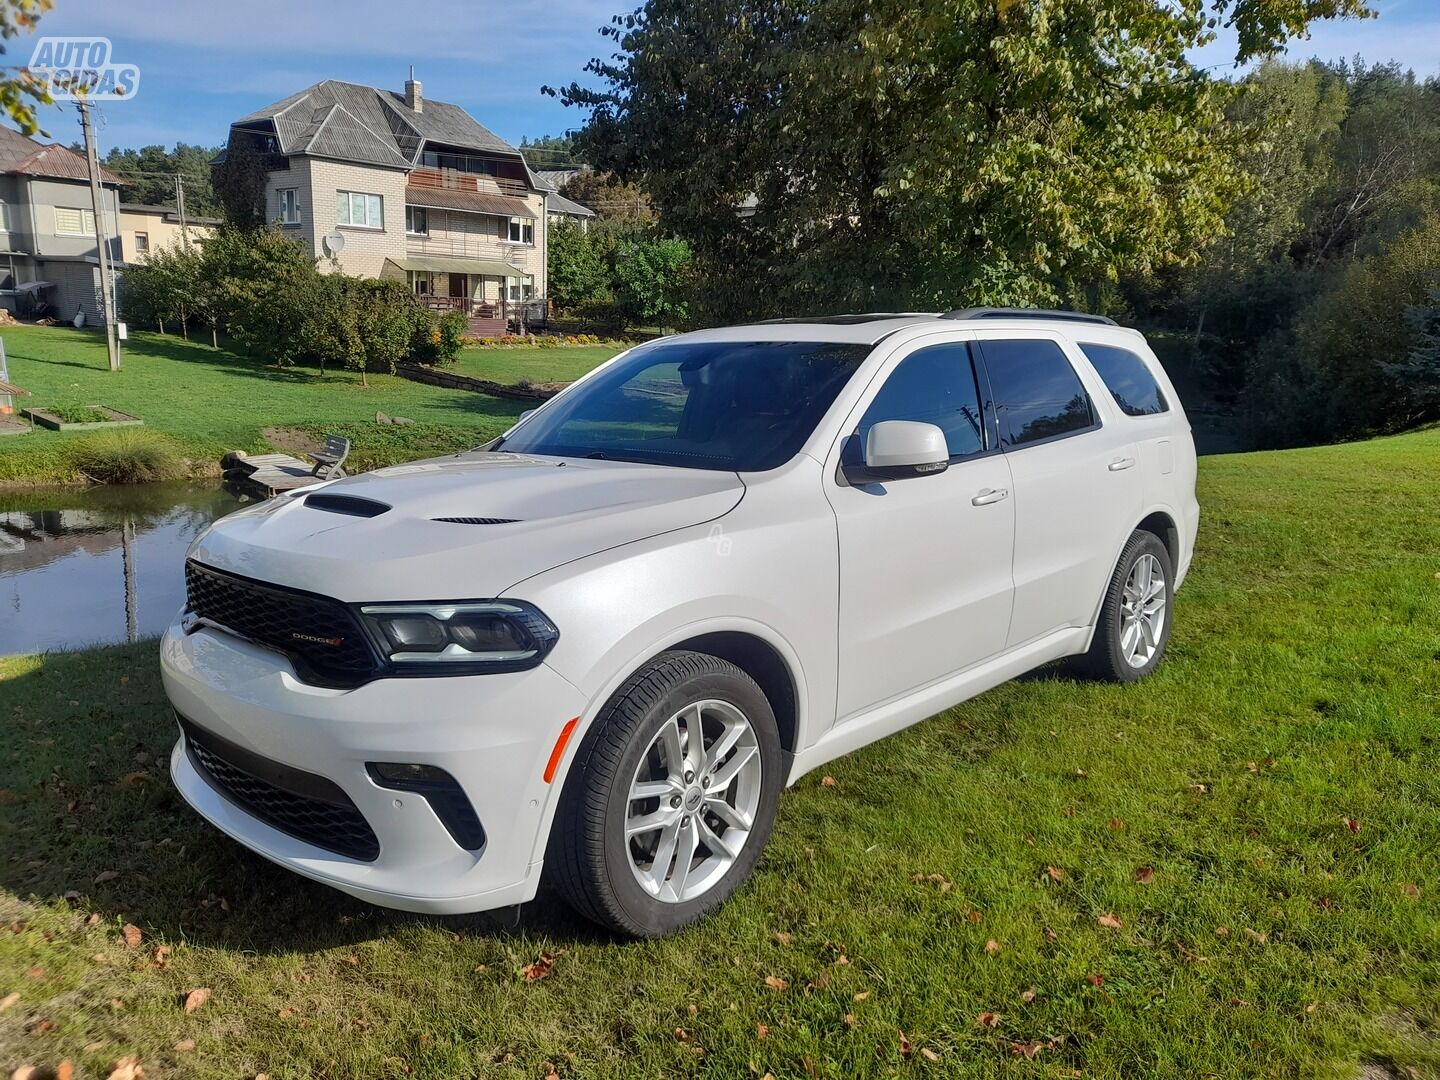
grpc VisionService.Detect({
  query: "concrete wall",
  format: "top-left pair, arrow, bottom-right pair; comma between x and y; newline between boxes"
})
119,209 -> 215,262
24,178 -> 122,263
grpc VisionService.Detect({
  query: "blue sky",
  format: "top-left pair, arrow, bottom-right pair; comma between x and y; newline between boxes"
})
14,0 -> 1440,161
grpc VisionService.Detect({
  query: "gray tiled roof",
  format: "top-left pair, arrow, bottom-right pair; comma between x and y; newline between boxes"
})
546,191 -> 595,218
237,79 -> 520,170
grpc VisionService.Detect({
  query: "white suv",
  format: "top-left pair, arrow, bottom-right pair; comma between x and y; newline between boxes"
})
161,309 -> 1197,937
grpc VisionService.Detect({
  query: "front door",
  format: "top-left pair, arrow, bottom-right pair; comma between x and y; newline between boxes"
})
448,272 -> 468,311
827,336 -> 1016,721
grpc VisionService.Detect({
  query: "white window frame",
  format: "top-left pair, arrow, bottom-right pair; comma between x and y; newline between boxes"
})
405,206 -> 428,236
522,273 -> 535,300
277,187 -> 300,225
336,190 -> 384,230
507,216 -> 534,245
133,231 -> 149,253
408,270 -> 432,296
54,207 -> 96,236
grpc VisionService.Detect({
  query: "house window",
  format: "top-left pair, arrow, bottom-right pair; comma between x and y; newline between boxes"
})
277,188 -> 300,225
507,216 -> 534,245
408,270 -> 431,296
54,207 -> 96,235
405,206 -> 428,235
336,190 -> 383,229
134,232 -> 149,253
522,274 -> 535,300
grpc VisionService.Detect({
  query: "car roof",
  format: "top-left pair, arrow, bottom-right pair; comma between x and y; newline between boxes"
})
666,310 -> 1143,347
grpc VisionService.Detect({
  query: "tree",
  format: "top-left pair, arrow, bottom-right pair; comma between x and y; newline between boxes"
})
0,0 -> 54,136
560,170 -> 653,223
103,143 -> 224,217
613,235 -> 691,328
213,129 -> 277,229
201,226 -> 316,364
547,218 -> 610,309
550,0 -> 1371,321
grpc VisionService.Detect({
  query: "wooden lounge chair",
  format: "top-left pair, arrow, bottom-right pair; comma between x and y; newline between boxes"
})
309,434 -> 351,479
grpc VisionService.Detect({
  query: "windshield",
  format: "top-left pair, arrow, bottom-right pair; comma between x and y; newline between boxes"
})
495,340 -> 870,471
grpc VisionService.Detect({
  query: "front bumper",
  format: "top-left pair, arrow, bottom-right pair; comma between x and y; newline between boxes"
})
160,613 -> 587,914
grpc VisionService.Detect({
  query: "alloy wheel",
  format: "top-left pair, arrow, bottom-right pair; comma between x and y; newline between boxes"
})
1120,552 -> 1167,668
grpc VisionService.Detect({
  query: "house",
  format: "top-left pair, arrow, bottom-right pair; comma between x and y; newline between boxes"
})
119,203 -> 219,261
545,190 -> 595,233
227,73 -> 551,335
0,125 -> 123,325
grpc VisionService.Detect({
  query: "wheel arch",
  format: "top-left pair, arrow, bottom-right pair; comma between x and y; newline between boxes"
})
1080,505 -> 1182,650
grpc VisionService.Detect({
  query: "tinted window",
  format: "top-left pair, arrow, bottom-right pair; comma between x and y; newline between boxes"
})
1079,342 -> 1169,416
850,343 -> 985,462
981,339 -> 1096,447
497,340 -> 868,471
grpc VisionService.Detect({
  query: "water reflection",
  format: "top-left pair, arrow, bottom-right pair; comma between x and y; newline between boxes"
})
0,483 -> 238,656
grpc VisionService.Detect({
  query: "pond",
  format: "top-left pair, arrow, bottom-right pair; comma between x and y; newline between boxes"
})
0,483 -> 240,657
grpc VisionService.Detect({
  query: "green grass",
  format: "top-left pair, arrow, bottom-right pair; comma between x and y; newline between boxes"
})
3,429 -> 1439,1079
452,344 -> 623,386
0,326 -> 534,485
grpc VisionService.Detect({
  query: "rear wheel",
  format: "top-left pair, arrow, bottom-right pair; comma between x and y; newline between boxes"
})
1077,530 -> 1174,682
549,651 -> 783,937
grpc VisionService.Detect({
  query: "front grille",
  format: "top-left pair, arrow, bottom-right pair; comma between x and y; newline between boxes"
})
181,717 -> 380,861
184,560 -> 378,687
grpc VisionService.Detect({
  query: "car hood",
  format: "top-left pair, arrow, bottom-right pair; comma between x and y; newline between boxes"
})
189,452 -> 745,601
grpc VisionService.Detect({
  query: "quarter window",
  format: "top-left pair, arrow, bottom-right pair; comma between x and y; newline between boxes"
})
1078,342 -> 1169,416
277,187 -> 300,225
851,343 -> 986,462
981,338 -> 1097,447
336,190 -> 383,229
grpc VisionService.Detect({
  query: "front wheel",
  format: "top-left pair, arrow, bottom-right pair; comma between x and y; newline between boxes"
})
549,651 -> 783,937
1077,530 -> 1174,682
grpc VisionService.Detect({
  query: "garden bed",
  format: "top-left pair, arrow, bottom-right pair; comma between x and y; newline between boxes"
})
24,403 -> 144,431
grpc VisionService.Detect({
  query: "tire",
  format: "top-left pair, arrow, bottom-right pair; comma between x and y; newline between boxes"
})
548,650 -> 784,938
1076,530 -> 1174,683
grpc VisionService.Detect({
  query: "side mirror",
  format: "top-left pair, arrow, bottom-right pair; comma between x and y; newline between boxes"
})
844,420 -> 949,483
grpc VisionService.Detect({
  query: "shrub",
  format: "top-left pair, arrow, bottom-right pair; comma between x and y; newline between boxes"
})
413,310 -> 467,366
67,429 -> 184,484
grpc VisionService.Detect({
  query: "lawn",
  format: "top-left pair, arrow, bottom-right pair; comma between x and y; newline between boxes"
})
452,344 -> 624,386
0,326 -> 553,485
2,428 -> 1438,1079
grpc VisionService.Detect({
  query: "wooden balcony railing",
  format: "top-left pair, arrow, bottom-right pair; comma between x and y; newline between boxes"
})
418,295 -> 550,329
408,166 -> 530,200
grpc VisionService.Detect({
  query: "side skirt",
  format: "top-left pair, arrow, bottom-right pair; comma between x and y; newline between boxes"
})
786,627 -> 1090,785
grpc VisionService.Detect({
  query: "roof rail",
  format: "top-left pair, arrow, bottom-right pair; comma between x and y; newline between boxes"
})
939,307 -> 1117,326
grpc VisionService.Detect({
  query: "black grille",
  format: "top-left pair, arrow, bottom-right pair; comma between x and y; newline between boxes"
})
431,516 -> 519,525
181,717 -> 380,861
304,493 -> 390,518
184,560 -> 378,687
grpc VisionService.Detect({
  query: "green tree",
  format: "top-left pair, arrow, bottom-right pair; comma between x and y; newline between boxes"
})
551,0 -> 1370,321
201,227 -> 316,364
613,235 -> 691,328
213,130 -> 276,229
560,170 -> 653,223
0,0 -> 54,136
103,143 -> 224,217
547,218 -> 610,309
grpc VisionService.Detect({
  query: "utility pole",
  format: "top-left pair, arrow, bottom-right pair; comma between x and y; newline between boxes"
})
175,174 -> 189,247
78,99 -> 120,371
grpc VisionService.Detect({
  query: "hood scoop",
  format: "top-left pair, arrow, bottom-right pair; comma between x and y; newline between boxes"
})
432,516 -> 520,525
304,492 -> 391,518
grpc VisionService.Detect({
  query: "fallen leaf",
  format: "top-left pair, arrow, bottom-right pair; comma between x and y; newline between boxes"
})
1074,768 -> 1087,778
278,1008 -> 294,1019
853,991 -> 871,1001
152,946 -> 171,969
833,953 -> 849,966
984,939 -> 1000,955
172,1041 -> 194,1053
1187,783 -> 1209,794
1108,818 -> 1126,830
843,1013 -> 856,1029
0,992 -> 18,1011
1215,926 -> 1229,937
773,932 -> 792,946
1046,865 -> 1065,882
764,975 -> 788,992
1134,865 -> 1155,884
520,953 -> 556,981
1043,927 -> 1058,943
1230,997 -> 1250,1007
1010,1040 -> 1044,1059
1342,817 -> 1360,833
341,954 -> 359,966
1243,928 -> 1268,944
673,1027 -> 688,1042
11,1067 -> 38,1080
1096,914 -> 1123,929
920,1047 -> 939,1062
756,1023 -> 769,1039
182,988 -> 211,1014
56,1064 -> 73,1080
1402,883 -> 1420,899
966,910 -> 982,924
1086,974 -> 1105,987
117,772 -> 150,786
1305,1002 -> 1318,1014
820,776 -> 836,788
84,914 -> 102,927
121,924 -> 142,949
26,966 -> 43,980
976,1011 -> 1000,1028
1059,806 -> 1075,818
93,870 -> 119,884
687,1003 -> 697,1017
105,1057 -> 143,1080
25,1018 -> 54,1034
898,1030 -> 913,1057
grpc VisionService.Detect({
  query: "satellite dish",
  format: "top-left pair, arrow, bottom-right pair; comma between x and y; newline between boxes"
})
322,231 -> 346,257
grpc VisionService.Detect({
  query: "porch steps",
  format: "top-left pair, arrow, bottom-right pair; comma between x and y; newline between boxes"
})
465,315 -> 507,339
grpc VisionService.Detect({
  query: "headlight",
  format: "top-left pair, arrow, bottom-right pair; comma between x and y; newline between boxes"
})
357,601 -> 558,675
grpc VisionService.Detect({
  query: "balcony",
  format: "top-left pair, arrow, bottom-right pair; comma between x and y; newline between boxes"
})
408,166 -> 530,201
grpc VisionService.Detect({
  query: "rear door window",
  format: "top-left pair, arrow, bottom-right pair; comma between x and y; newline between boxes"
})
978,338 -> 1097,447
1078,342 -> 1169,416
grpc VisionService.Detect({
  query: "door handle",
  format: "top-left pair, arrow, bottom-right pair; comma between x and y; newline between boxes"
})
1108,456 -> 1137,472
972,487 -> 1009,506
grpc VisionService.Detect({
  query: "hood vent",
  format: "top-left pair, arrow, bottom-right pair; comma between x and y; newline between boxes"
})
304,493 -> 391,518
432,516 -> 520,525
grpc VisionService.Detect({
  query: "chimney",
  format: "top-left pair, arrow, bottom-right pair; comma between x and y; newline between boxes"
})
404,66 -> 422,113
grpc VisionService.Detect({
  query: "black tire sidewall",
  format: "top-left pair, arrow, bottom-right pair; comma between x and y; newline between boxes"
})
1097,532 -> 1174,682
